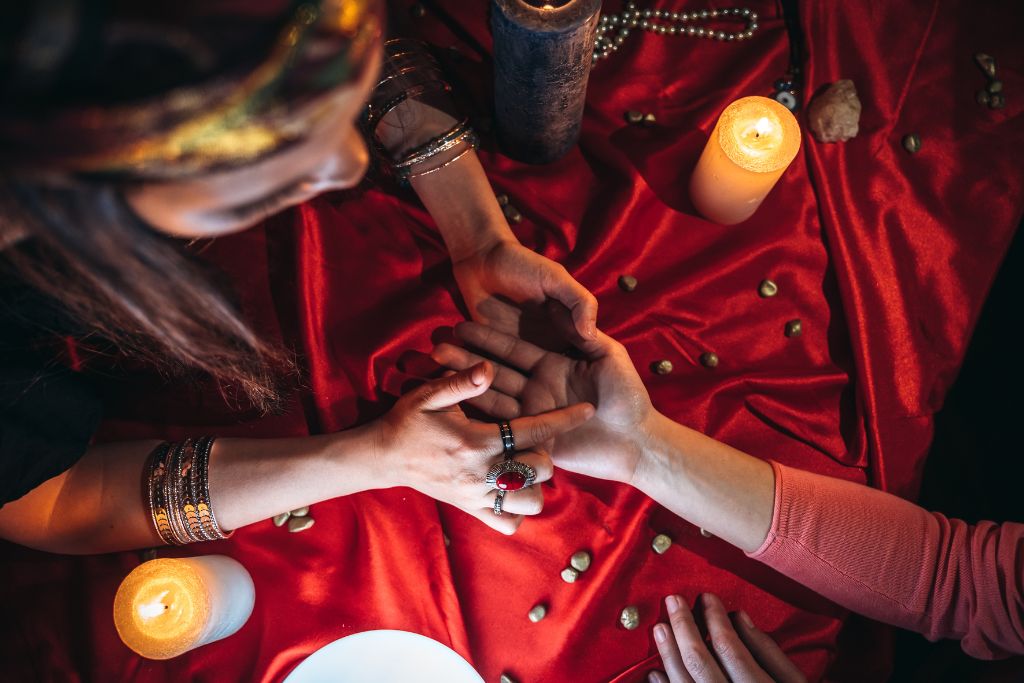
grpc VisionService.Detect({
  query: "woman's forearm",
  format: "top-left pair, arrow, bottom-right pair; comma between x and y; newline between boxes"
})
375,98 -> 515,261
411,151 -> 515,262
0,426 -> 382,554
632,410 -> 776,553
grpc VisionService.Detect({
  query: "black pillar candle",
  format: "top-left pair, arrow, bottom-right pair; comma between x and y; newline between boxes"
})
491,0 -> 601,164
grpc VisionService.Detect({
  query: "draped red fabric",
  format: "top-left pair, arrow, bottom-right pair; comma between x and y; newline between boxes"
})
1,0 -> 1022,681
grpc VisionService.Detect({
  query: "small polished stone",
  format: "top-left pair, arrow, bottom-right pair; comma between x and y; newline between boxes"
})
571,551 -> 592,572
699,352 -> 719,369
618,274 -> 638,292
785,319 -> 803,338
653,359 -> 674,375
902,133 -> 921,154
561,567 -> 580,583
974,52 -> 996,79
758,279 -> 778,298
642,112 -> 657,126
625,110 -> 644,124
700,527 -> 713,538
409,3 -> 426,18
290,506 -> 309,517
528,604 -> 547,623
652,534 -> 672,554
500,675 -> 517,683
620,606 -> 640,630
977,89 -> 991,106
288,515 -> 316,533
989,93 -> 1006,110
443,533 -> 451,547
504,205 -> 523,224
272,512 -> 290,527
987,79 -> 1003,94
496,193 -> 510,207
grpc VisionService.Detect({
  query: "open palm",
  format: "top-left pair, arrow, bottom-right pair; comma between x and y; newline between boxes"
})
432,321 -> 654,484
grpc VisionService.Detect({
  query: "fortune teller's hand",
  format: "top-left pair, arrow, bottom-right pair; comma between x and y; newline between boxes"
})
431,322 -> 653,485
451,238 -> 598,347
648,593 -> 807,683
373,362 -> 595,534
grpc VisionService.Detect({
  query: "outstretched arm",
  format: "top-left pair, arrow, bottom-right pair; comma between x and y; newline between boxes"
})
436,321 -> 1024,658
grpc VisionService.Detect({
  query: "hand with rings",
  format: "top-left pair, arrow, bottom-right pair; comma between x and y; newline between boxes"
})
373,361 -> 594,534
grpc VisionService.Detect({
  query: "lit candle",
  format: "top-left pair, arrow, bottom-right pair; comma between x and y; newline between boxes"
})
113,555 -> 255,660
689,95 -> 801,225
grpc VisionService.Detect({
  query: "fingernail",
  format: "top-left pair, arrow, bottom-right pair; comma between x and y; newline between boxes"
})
738,610 -> 756,630
648,672 -> 661,683
666,595 -> 681,614
653,624 -> 668,643
470,363 -> 487,385
702,593 -> 716,608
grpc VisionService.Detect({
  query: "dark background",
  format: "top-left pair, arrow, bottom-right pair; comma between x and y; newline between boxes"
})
888,220 -> 1024,682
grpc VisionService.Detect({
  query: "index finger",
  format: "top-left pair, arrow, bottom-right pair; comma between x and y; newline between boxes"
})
509,403 -> 595,449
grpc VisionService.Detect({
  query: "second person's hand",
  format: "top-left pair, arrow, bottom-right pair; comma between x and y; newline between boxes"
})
431,322 -> 654,485
372,361 -> 595,534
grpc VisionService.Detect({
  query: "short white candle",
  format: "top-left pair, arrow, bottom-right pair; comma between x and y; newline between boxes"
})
113,555 -> 254,660
689,95 -> 801,225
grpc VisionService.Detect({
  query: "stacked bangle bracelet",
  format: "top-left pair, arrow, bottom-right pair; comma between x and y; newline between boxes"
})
144,438 -> 232,546
364,38 -> 478,185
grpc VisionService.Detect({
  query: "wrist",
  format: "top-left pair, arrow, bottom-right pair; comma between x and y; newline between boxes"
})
629,410 -> 683,497
326,421 -> 395,493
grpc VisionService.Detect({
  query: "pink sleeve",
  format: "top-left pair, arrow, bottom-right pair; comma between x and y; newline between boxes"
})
747,461 -> 1024,659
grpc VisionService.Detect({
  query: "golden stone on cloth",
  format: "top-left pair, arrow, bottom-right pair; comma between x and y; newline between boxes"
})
290,506 -> 310,517
902,134 -> 922,154
561,567 -> 580,583
652,534 -> 672,555
699,352 -> 719,369
700,528 -> 713,538
619,606 -> 640,630
570,551 -> 592,572
500,674 -> 517,683
528,604 -> 547,623
784,319 -> 803,338
288,516 -> 315,533
758,279 -> 778,298
653,360 -> 674,375
618,274 -> 638,292
272,512 -> 290,527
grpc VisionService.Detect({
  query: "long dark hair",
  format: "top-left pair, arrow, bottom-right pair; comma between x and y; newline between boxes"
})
0,1 -> 378,412
0,179 -> 294,411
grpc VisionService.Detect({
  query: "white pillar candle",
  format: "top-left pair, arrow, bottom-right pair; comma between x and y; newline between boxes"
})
689,95 -> 801,225
113,555 -> 255,660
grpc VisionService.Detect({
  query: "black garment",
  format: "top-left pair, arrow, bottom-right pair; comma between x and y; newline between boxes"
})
0,271 -> 101,507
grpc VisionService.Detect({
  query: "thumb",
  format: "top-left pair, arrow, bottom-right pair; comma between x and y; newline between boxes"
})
418,362 -> 493,410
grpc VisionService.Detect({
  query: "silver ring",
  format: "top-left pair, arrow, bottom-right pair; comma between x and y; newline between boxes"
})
493,490 -> 506,516
498,421 -> 515,458
485,459 -> 537,492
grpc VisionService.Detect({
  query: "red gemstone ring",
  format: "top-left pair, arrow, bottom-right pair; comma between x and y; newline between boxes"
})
485,459 -> 537,495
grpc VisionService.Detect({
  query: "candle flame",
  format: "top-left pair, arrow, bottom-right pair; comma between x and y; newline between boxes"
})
542,3 -> 554,7
138,591 -> 171,620
717,96 -> 800,173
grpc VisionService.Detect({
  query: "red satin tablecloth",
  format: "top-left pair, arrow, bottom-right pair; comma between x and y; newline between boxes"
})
2,1 -> 1022,681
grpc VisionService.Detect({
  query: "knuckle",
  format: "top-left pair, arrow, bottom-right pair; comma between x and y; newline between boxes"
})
530,420 -> 554,444
682,649 -> 709,677
712,637 -> 733,658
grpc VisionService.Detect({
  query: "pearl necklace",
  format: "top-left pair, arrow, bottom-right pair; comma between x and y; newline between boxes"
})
593,3 -> 760,63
